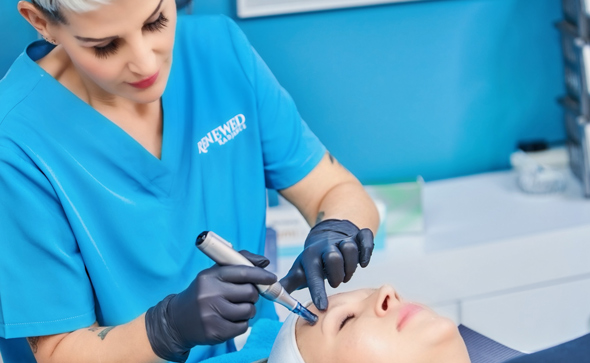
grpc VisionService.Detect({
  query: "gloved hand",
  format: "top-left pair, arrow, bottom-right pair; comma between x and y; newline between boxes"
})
145,251 -> 277,362
279,219 -> 374,311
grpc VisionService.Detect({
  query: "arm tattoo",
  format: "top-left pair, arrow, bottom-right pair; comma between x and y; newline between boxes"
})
328,153 -> 335,164
315,211 -> 325,225
27,337 -> 39,354
87,327 -> 100,332
97,326 -> 115,340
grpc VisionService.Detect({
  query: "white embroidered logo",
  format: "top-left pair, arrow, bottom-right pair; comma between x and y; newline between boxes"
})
198,114 -> 247,154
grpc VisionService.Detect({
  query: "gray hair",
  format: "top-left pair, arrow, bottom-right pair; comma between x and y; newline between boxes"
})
31,0 -> 112,23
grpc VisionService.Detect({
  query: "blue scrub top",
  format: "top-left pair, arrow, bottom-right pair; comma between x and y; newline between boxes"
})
0,15 -> 325,362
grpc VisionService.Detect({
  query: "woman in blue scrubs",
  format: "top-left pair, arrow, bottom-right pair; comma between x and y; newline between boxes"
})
0,0 -> 379,362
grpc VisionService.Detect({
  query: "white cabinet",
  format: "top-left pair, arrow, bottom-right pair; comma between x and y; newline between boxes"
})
237,0 -> 424,18
461,278 -> 590,353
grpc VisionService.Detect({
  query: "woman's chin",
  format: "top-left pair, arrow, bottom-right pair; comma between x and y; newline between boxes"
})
123,87 -> 165,104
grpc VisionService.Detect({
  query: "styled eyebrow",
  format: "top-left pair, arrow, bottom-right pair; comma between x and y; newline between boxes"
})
75,35 -> 118,43
74,0 -> 164,42
146,0 -> 164,23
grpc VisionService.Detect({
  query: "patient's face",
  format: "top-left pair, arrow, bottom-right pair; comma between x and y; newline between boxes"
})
295,285 -> 470,363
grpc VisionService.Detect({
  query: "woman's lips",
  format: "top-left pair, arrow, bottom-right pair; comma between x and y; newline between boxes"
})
128,71 -> 159,89
397,303 -> 423,331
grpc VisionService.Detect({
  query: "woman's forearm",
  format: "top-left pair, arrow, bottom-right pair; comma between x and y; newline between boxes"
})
30,314 -> 164,363
280,152 -> 380,234
314,180 -> 379,234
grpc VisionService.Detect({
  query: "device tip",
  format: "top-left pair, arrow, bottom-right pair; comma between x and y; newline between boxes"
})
196,231 -> 209,246
294,303 -> 318,326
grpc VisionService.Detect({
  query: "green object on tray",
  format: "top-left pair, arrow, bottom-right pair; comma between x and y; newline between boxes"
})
366,176 -> 424,235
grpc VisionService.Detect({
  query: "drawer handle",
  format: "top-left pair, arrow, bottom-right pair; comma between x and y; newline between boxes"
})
583,45 -> 590,95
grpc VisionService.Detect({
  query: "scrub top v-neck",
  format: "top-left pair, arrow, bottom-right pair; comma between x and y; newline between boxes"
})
0,15 -> 325,363
44,63 -> 178,195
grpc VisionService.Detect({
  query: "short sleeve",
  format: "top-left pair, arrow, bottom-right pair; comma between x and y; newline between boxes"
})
0,147 -> 95,338
224,18 -> 327,190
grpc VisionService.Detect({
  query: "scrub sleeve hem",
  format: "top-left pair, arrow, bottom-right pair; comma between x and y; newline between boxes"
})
268,148 -> 327,191
0,309 -> 96,339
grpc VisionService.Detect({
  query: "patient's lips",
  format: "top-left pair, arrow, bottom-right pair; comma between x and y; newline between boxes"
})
396,303 -> 423,331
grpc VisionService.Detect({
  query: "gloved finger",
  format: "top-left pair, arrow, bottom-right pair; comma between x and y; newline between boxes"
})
303,252 -> 329,310
322,244 -> 345,288
279,259 -> 306,293
356,228 -> 375,268
220,281 -> 260,304
218,265 -> 277,285
338,237 -> 359,283
238,250 -> 270,269
205,315 -> 250,342
216,299 -> 257,322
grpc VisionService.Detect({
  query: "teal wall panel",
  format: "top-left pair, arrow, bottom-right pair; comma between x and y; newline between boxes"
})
0,1 -> 38,77
195,0 -> 566,183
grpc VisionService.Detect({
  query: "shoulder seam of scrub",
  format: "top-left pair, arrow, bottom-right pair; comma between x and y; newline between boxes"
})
0,143 -> 66,208
223,17 -> 256,94
0,144 -> 38,169
0,76 -> 44,129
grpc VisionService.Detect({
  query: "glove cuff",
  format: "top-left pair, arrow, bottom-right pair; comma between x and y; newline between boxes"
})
145,294 -> 191,363
310,219 -> 359,236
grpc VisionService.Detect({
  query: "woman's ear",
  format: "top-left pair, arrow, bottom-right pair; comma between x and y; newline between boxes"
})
17,1 -> 55,40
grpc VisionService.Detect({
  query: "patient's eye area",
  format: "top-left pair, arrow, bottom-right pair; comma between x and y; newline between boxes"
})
340,314 -> 354,331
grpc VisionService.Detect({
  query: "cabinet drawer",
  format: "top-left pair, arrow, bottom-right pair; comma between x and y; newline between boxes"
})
461,278 -> 590,353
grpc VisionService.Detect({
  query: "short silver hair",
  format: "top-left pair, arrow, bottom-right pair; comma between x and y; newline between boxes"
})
33,0 -> 112,13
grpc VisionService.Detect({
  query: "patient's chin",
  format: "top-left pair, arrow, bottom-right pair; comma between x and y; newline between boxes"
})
422,316 -> 460,344
422,318 -> 470,363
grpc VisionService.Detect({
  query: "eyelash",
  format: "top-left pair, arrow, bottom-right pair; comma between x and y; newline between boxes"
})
94,40 -> 119,59
339,314 -> 354,330
93,13 -> 169,59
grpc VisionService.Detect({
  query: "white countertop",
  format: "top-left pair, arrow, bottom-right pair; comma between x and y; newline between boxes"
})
278,169 -> 590,310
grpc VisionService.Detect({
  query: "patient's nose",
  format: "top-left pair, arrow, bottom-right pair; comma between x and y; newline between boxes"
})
374,285 -> 400,317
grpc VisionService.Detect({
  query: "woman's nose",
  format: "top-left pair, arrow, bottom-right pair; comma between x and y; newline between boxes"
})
127,35 -> 158,76
374,284 -> 400,317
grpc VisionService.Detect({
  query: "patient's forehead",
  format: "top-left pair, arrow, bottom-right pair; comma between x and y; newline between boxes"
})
322,288 -> 377,307
333,288 -> 377,298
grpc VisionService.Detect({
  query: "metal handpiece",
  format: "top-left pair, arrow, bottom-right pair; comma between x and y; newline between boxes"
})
196,231 -> 318,325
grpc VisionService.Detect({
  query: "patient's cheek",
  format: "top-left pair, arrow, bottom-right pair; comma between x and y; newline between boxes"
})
331,331 -> 393,363
296,318 -> 325,363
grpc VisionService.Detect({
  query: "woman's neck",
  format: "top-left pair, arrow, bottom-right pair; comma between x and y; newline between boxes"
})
36,46 -> 163,159
36,45 -> 152,114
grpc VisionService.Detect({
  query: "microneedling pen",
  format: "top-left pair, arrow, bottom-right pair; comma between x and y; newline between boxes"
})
196,231 -> 318,326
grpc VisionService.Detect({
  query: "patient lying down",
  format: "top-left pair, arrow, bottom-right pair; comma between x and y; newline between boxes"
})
268,285 -> 471,363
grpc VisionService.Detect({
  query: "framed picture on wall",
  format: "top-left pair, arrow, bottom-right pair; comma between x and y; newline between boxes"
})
237,0 -> 426,18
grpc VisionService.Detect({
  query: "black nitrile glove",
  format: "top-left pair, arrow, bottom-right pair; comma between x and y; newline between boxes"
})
279,219 -> 374,311
145,251 -> 277,362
